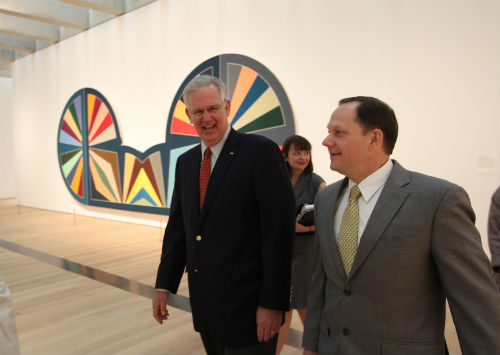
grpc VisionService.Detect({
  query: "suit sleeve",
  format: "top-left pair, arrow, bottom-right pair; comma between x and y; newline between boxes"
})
488,188 -> 500,268
302,224 -> 326,352
252,139 -> 295,311
431,185 -> 500,354
154,158 -> 187,293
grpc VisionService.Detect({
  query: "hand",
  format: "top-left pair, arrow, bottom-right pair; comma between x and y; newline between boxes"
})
152,290 -> 170,324
296,222 -> 314,233
256,306 -> 281,342
303,349 -> 318,355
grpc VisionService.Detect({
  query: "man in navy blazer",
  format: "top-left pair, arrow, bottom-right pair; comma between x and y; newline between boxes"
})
153,75 -> 295,354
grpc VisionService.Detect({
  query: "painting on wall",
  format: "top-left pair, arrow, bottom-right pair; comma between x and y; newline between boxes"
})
57,54 -> 296,215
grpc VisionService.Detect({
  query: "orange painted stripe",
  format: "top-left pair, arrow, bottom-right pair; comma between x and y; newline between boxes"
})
228,66 -> 257,122
71,158 -> 84,197
171,117 -> 199,136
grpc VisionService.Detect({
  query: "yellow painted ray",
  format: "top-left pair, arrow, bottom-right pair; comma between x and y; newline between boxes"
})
232,88 -> 280,130
125,168 -> 163,206
173,100 -> 191,124
228,66 -> 257,122
64,109 -> 83,142
70,158 -> 83,193
132,198 -> 154,207
87,94 -> 96,130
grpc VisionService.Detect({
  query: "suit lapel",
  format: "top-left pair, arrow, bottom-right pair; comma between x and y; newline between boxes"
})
320,178 -> 349,281
348,160 -> 410,279
186,145 -> 203,222
199,129 -> 240,224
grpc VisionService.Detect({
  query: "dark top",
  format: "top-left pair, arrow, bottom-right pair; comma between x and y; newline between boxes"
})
294,172 -> 324,234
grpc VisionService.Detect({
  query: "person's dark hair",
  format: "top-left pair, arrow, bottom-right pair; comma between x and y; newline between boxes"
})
282,135 -> 313,175
339,96 -> 398,154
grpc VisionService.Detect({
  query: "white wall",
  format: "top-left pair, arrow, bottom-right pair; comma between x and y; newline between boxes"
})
10,0 -> 500,254
0,77 -> 15,198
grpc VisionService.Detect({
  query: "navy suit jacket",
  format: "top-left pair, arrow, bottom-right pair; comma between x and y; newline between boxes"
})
155,128 -> 295,347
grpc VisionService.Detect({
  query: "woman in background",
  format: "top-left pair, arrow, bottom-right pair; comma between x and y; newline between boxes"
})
276,135 -> 325,354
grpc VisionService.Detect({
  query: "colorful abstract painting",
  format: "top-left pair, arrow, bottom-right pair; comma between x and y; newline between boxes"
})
57,54 -> 295,214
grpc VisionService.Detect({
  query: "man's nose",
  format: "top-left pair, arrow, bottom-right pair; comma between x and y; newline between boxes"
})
201,109 -> 211,120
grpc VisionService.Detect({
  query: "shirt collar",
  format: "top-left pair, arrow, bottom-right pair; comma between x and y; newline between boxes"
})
347,159 -> 393,202
201,125 -> 231,160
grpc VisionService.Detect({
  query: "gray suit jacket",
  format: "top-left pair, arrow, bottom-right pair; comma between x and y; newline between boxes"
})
488,187 -> 500,290
303,160 -> 500,355
488,187 -> 500,269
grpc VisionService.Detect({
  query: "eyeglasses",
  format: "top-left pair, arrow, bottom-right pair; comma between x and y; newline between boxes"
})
189,104 -> 224,119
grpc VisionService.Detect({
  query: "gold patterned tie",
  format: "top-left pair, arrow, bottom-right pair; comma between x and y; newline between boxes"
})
338,185 -> 362,275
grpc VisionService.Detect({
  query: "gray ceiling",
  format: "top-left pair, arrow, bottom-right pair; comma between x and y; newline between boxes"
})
0,0 -> 157,78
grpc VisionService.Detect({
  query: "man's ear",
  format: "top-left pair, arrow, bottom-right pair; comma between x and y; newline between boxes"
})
369,129 -> 384,151
224,99 -> 231,117
185,107 -> 194,124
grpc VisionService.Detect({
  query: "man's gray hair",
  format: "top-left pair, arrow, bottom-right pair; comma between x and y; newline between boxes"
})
182,75 -> 227,109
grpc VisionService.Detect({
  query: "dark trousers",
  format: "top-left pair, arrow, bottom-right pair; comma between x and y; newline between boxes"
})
200,331 -> 278,355
494,271 -> 500,291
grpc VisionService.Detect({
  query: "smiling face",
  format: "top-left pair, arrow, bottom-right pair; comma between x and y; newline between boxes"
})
323,101 -> 378,183
185,84 -> 230,147
285,145 -> 311,174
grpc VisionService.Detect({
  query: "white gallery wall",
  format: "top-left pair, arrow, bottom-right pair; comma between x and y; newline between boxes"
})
10,0 -> 500,253
0,77 -> 15,198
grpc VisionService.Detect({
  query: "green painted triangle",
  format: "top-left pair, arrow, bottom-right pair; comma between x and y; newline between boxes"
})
90,155 -> 118,201
238,106 -> 284,133
61,149 -> 81,165
69,103 -> 82,134
62,151 -> 82,177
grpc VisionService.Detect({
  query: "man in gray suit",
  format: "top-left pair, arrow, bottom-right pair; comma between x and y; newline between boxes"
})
302,96 -> 500,355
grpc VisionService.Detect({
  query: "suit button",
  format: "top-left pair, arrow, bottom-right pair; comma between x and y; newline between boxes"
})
342,328 -> 350,335
344,289 -> 351,296
194,268 -> 198,272
196,235 -> 202,241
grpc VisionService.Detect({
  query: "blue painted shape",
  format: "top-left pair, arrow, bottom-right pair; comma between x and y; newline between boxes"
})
65,156 -> 81,183
231,75 -> 269,126
167,144 -> 197,208
59,131 -> 82,146
130,187 -> 157,206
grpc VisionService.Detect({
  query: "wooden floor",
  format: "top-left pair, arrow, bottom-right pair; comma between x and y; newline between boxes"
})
0,198 -> 461,354
0,199 -> 304,354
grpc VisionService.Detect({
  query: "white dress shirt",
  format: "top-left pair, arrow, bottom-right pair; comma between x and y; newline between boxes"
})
334,159 -> 393,244
200,125 -> 232,171
157,126 -> 232,293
